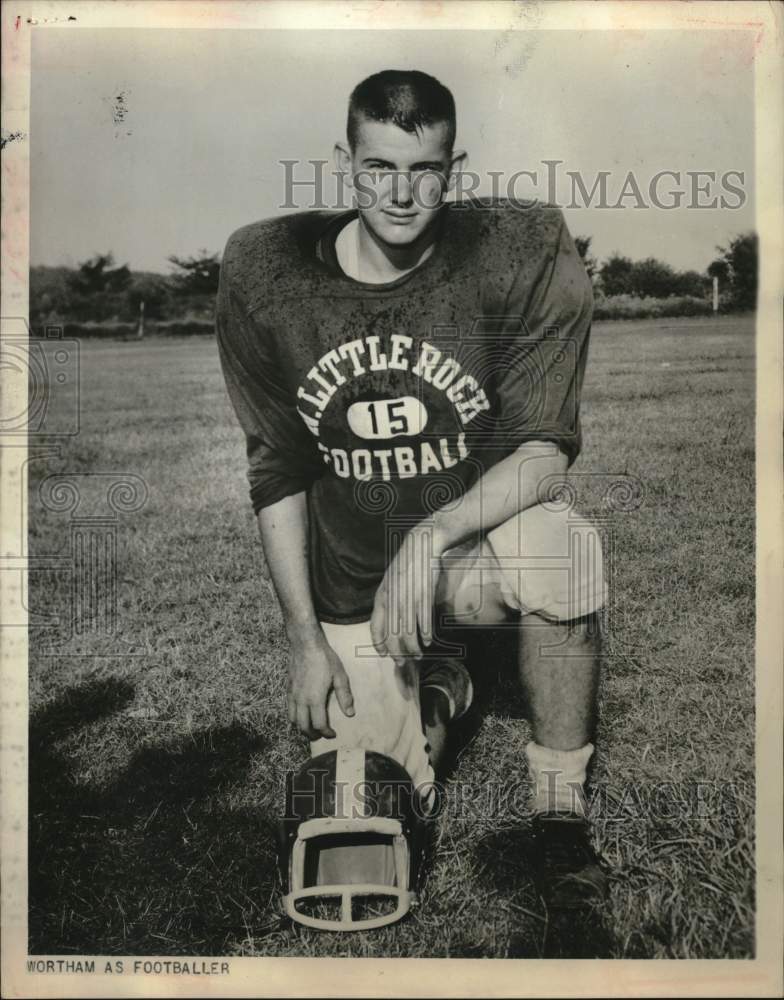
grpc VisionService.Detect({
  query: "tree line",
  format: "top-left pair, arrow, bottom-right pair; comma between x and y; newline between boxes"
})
30,231 -> 758,331
30,251 -> 222,328
575,232 -> 757,310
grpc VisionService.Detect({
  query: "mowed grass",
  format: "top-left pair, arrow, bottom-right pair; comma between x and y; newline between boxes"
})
27,315 -> 755,958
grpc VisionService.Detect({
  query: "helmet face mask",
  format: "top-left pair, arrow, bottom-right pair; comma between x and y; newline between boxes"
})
279,748 -> 431,932
285,816 -> 412,931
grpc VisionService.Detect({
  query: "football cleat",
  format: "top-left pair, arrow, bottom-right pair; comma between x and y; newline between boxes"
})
279,748 -> 433,931
530,811 -> 609,910
419,658 -> 473,722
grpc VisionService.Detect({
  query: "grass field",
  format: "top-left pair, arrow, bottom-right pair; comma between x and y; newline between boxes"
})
28,314 -> 755,958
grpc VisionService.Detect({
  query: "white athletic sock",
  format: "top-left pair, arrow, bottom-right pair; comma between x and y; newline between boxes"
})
525,741 -> 594,817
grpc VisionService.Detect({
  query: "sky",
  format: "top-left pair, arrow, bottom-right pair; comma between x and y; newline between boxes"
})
30,27 -> 756,274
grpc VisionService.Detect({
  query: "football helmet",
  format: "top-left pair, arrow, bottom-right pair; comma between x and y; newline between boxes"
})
279,747 -> 433,931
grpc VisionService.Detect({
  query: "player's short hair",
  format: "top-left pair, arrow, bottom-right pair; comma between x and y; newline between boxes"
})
347,70 -> 456,151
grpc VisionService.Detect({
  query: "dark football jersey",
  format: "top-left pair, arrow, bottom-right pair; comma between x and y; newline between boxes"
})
216,199 -> 593,623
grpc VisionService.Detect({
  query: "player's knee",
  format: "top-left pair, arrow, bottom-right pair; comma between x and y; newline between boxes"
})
490,505 -> 607,622
543,508 -> 606,621
444,578 -> 508,627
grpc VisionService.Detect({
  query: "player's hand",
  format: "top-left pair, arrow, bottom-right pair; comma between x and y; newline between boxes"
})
287,628 -> 355,741
370,521 -> 444,665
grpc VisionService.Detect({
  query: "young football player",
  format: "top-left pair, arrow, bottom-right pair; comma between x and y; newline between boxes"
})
217,70 -> 608,913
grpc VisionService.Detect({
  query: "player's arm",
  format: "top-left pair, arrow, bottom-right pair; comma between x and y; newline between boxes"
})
215,241 -> 353,739
372,213 -> 593,663
432,439 -> 568,552
258,493 -> 354,741
371,441 -> 567,664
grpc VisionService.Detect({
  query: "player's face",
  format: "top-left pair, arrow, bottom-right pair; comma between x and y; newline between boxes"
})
347,120 -> 454,247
